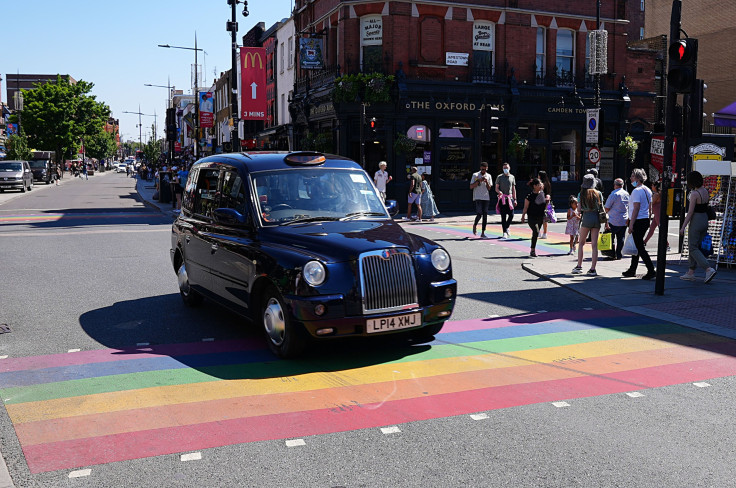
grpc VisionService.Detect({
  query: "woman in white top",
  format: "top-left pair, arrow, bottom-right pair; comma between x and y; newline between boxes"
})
622,168 -> 656,280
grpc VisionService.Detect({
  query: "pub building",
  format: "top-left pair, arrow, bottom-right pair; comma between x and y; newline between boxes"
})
288,0 -> 656,211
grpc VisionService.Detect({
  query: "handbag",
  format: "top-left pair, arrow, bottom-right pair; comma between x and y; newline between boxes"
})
622,234 -> 638,256
699,234 -> 713,257
706,205 -> 717,221
597,194 -> 607,224
597,231 -> 613,251
545,203 -> 557,223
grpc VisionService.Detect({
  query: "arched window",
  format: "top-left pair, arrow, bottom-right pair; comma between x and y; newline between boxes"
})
556,30 -> 575,84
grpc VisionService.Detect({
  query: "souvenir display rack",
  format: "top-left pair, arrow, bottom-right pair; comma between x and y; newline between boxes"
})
680,174 -> 736,268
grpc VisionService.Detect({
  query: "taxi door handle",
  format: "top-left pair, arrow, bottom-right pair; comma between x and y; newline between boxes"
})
211,243 -> 218,252
185,236 -> 191,243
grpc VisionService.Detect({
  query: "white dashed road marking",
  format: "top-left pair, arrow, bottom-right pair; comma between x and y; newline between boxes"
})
380,426 -> 401,434
180,452 -> 202,462
285,439 -> 306,447
0,355 -> 7,360
67,349 -> 80,353
694,382 -> 711,388
202,338 -> 214,342
626,392 -> 645,398
552,401 -> 570,408
68,469 -> 92,478
470,413 -> 489,420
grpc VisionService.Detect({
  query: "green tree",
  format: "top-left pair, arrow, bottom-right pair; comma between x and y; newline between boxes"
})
20,75 -> 111,167
142,126 -> 162,165
5,133 -> 33,161
84,130 -> 117,162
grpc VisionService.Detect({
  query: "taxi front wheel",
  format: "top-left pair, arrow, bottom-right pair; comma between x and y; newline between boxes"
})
261,285 -> 307,358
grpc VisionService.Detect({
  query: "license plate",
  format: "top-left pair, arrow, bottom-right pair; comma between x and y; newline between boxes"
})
366,312 -> 421,334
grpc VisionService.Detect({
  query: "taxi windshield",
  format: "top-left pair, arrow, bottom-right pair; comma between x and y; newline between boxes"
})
252,168 -> 388,224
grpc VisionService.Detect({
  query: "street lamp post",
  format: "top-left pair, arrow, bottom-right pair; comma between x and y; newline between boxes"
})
145,79 -> 174,163
123,106 -> 156,157
227,0 -> 248,151
159,35 -> 205,159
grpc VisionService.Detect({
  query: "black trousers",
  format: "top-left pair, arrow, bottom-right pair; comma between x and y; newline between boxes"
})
474,200 -> 490,233
609,224 -> 627,259
527,217 -> 543,249
628,218 -> 655,273
499,203 -> 514,233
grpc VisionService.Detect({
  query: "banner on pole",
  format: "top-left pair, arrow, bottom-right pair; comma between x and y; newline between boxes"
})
240,48 -> 267,120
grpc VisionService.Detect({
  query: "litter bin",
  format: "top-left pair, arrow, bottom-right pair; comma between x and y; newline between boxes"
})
158,171 -> 172,204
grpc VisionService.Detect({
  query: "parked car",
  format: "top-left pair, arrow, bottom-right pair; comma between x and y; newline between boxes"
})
170,151 -> 457,358
28,159 -> 58,184
115,163 -> 128,173
0,160 -> 34,192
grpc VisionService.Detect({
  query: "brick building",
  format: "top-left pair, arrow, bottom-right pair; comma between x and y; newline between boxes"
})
644,0 -> 736,127
290,0 -> 655,210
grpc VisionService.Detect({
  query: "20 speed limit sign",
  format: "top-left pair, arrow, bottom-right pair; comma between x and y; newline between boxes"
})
587,147 -> 601,164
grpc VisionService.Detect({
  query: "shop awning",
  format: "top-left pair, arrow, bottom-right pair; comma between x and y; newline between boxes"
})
714,101 -> 736,128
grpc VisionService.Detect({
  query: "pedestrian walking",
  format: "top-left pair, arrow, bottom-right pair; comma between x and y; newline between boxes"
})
405,166 -> 423,221
679,171 -> 717,283
538,170 -> 552,238
604,178 -> 630,260
521,178 -> 546,258
471,162 -> 493,237
644,180 -> 670,251
419,173 -> 440,221
81,163 -> 88,180
495,162 -> 516,239
54,165 -> 61,186
622,168 -> 656,280
373,161 -> 392,204
572,174 -> 603,276
565,195 -> 580,255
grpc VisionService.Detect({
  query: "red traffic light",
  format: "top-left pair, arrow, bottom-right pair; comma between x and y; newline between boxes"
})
669,39 -> 696,63
667,38 -> 698,93
369,118 -> 377,129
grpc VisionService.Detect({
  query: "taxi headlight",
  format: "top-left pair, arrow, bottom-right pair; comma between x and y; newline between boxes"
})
303,260 -> 326,286
431,248 -> 451,272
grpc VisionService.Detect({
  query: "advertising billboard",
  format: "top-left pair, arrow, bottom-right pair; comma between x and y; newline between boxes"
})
240,48 -> 267,120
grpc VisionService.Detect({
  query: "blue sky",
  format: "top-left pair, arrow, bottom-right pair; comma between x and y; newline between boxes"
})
3,0 -> 294,144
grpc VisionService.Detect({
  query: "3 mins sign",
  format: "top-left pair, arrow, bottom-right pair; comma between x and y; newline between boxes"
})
240,48 -> 267,121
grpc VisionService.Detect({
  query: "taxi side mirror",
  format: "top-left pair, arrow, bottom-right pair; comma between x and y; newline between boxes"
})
385,199 -> 399,217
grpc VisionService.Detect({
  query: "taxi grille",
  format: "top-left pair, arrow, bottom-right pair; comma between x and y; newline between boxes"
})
359,250 -> 418,313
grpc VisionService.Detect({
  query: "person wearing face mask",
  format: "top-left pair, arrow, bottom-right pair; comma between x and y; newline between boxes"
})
622,168 -> 656,280
495,162 -> 516,239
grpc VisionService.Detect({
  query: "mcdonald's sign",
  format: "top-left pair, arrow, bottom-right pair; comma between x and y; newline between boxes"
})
240,47 -> 267,121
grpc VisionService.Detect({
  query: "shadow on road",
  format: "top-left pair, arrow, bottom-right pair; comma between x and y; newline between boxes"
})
78,293 -> 432,380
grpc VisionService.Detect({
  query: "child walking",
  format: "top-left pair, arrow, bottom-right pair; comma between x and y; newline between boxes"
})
565,195 -> 581,255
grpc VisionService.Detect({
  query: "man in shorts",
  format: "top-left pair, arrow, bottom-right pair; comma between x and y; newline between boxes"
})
374,161 -> 391,203
406,166 -> 423,221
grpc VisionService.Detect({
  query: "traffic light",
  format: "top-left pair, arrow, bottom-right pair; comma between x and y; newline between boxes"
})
369,117 -> 378,137
667,38 -> 698,93
481,106 -> 500,144
687,79 -> 707,138
166,107 -> 177,142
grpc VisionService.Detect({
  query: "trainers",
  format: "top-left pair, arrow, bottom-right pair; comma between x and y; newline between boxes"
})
705,268 -> 717,284
680,273 -> 696,281
529,250 -> 537,257
480,233 -> 487,238
571,266 -> 583,275
642,270 -> 656,280
567,249 -> 574,255
472,225 -> 477,235
587,269 -> 598,276
622,270 -> 636,278
502,232 -> 509,239
540,233 -> 547,239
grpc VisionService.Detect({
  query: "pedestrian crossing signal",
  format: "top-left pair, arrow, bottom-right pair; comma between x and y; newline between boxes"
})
667,38 -> 698,93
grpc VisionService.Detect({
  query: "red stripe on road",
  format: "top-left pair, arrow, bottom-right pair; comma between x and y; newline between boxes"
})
22,355 -> 736,473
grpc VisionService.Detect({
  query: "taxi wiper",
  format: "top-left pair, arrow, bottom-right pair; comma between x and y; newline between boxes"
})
340,211 -> 386,221
280,216 -> 340,225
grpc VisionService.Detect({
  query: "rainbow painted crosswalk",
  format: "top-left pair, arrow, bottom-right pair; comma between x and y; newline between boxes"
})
2,309 -> 735,473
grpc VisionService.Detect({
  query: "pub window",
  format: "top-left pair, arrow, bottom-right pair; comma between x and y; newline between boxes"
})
361,15 -> 383,73
439,121 -> 472,139
550,129 -> 581,183
556,29 -> 575,84
517,122 -> 547,141
535,27 -> 546,81
472,21 -> 494,82
438,144 -> 472,182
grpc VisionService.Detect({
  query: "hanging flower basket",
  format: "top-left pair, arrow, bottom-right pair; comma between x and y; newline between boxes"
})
617,135 -> 638,162
508,132 -> 528,160
393,132 -> 417,154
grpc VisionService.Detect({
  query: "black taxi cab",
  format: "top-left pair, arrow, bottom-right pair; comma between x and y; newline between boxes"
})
170,151 -> 456,358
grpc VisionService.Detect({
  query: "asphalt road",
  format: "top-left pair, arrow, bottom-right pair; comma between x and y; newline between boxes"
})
1,173 -> 735,487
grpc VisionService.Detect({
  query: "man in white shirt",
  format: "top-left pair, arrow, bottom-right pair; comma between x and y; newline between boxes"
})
622,168 -> 655,280
373,161 -> 391,203
470,162 -> 493,237
604,178 -> 629,259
